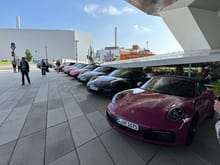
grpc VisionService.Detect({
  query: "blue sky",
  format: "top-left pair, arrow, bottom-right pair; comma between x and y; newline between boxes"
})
0,0 -> 183,54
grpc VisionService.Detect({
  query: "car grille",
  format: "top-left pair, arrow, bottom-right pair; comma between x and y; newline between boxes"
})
106,111 -> 176,143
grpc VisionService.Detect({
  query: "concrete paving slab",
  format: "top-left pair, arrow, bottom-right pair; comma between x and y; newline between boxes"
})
60,96 -> 73,105
77,138 -> 114,165
6,105 -> 31,122
20,102 -> 47,137
124,135 -> 161,162
47,107 -> 66,128
0,111 -> 11,126
48,83 -> 60,100
9,131 -> 45,165
149,150 -> 181,165
16,89 -> 37,107
78,100 -> 98,114
59,89 -> 74,100
45,122 -> 75,164
0,141 -> 16,165
0,117 -> 26,145
69,115 -> 97,147
33,83 -> 48,104
0,100 -> 17,113
0,87 -> 18,105
100,130 -> 146,165
7,87 -> 27,103
160,147 -> 211,165
48,98 -> 64,111
48,151 -> 79,165
63,101 -> 83,120
86,111 -> 111,135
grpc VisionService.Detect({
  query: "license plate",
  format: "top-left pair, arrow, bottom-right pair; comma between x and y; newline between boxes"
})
116,117 -> 139,131
90,85 -> 98,91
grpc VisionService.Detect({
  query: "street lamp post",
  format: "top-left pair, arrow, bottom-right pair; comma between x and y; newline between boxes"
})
146,41 -> 149,50
45,45 -> 48,59
74,40 -> 79,63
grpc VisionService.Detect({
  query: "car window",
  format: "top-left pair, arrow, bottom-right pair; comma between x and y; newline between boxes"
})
132,71 -> 145,79
141,77 -> 195,98
108,69 -> 129,78
77,64 -> 87,68
93,66 -> 113,73
84,64 -> 96,69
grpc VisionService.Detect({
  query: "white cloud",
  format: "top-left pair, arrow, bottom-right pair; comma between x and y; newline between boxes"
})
84,4 -> 99,16
134,25 -> 152,33
84,4 -> 135,16
101,5 -> 121,15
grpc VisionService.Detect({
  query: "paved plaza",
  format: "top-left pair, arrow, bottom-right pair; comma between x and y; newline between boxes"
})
0,68 -> 220,165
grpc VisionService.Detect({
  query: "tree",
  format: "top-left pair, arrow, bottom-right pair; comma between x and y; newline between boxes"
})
25,49 -> 33,62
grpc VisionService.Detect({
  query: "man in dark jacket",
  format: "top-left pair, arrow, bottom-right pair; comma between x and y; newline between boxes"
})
20,57 -> 31,85
41,59 -> 47,76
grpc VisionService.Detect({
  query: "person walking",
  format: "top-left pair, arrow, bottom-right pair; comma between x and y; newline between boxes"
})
45,59 -> 49,72
56,60 -> 61,72
41,59 -> 47,76
202,66 -> 212,84
20,57 -> 31,85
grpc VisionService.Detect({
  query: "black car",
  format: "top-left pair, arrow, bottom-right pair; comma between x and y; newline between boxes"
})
77,66 -> 115,83
87,68 -> 146,96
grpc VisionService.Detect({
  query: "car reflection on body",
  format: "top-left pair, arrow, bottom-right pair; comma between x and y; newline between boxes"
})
87,68 -> 146,96
106,76 -> 215,146
69,64 -> 98,78
63,63 -> 87,74
77,66 -> 115,83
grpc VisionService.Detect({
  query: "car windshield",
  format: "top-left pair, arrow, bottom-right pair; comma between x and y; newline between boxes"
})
108,69 -> 131,78
71,63 -> 80,68
77,64 -> 87,68
93,66 -> 112,73
83,64 -> 96,69
140,77 -> 195,98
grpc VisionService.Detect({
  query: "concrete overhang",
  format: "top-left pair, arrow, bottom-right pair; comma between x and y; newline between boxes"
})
101,49 -> 220,68
107,0 -> 220,69
126,0 -> 220,15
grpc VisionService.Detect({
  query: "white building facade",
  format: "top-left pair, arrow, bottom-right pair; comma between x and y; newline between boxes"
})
0,28 -> 92,63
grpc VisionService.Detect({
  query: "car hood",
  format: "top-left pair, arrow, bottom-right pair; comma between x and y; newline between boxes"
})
113,88 -> 190,126
90,76 -> 123,86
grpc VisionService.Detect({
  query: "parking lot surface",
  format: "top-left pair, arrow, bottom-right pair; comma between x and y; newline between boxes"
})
0,69 -> 220,165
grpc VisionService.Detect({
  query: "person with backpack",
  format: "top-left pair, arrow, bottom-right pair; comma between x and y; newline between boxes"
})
20,57 -> 31,85
41,59 -> 47,76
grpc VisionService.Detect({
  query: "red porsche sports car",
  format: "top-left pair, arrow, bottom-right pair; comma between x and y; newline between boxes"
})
106,76 -> 215,146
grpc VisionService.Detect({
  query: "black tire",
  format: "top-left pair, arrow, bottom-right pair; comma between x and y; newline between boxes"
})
185,114 -> 198,145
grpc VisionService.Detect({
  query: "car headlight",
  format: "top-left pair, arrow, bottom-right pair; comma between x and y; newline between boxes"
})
167,107 -> 184,122
112,91 -> 126,103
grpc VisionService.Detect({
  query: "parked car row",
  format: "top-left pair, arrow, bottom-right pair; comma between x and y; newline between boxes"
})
58,63 -> 216,147
60,63 -> 148,96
